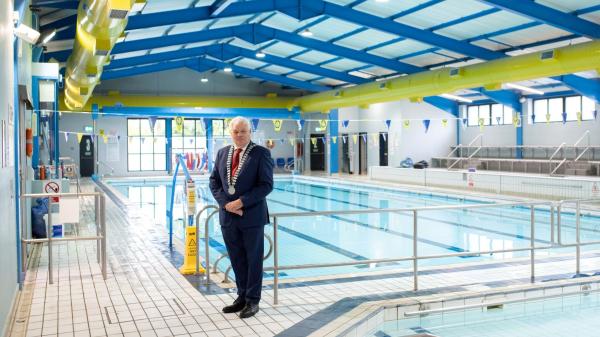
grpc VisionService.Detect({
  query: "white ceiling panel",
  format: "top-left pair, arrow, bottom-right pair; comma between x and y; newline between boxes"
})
322,59 -> 368,72
354,0 -> 444,19
308,18 -> 361,42
124,26 -> 169,41
287,72 -> 320,81
167,20 -> 212,35
360,66 -> 396,77
262,42 -> 306,58
401,52 -> 456,67
292,50 -> 337,64
149,45 -> 186,54
369,39 -> 431,59
397,0 -> 492,30
141,0 -> 194,14
435,11 -> 532,41
262,13 -> 325,33
536,0 -> 600,13
261,65 -> 295,75
580,10 -> 600,24
315,78 -> 346,86
112,50 -> 150,60
234,58 -> 267,69
335,29 -> 397,50
493,24 -> 572,47
210,15 -> 254,29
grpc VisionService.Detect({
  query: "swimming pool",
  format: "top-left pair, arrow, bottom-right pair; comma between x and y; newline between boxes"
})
366,287 -> 600,337
107,176 -> 600,280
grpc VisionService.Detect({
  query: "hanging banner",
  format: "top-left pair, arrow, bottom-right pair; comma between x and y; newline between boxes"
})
342,120 -> 350,128
594,110 -> 598,121
321,136 -> 326,144
77,133 -> 83,143
175,116 -> 184,133
371,133 -> 378,143
148,116 -> 157,132
251,118 -> 260,131
385,119 -> 391,130
441,119 -> 448,128
403,120 -> 410,129
273,119 -> 283,132
310,137 -> 317,146
319,120 -> 328,131
423,119 -> 430,133
352,134 -> 358,144
332,136 -> 337,144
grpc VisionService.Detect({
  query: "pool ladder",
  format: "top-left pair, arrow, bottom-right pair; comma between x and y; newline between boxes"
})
195,205 -> 274,286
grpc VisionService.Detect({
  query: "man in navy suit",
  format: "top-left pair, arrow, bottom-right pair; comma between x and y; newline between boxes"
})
209,117 -> 274,318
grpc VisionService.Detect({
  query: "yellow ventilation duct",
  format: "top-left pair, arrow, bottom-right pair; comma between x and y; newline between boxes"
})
63,0 -> 139,110
292,40 -> 600,112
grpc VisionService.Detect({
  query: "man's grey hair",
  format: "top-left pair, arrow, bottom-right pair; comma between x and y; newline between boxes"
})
229,116 -> 252,131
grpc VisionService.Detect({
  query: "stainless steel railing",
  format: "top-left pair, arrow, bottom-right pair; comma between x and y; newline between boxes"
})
20,192 -> 107,284
193,205 -> 219,285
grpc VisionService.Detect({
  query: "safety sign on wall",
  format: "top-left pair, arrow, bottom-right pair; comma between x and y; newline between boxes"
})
44,181 -> 60,203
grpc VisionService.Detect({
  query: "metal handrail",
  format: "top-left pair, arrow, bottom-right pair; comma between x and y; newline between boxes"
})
193,205 -> 218,284
448,134 -> 483,170
223,233 -> 274,283
20,191 -> 107,284
267,198 -> 600,305
97,160 -> 115,176
549,142 -> 567,175
573,130 -> 591,163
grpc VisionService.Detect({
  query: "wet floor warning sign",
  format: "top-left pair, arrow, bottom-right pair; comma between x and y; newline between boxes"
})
180,226 -> 205,275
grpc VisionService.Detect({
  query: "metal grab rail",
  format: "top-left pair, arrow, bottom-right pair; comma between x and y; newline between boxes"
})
267,199 -> 600,305
448,134 -> 483,170
193,205 -> 218,284
20,192 -> 107,284
573,130 -> 591,163
549,142 -> 566,175
222,233 -> 274,283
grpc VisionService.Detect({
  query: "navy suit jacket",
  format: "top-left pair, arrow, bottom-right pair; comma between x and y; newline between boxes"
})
209,143 -> 274,228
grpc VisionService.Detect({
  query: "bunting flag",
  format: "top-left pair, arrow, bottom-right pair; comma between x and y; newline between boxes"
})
382,133 -> 387,142
332,136 -> 337,144
385,119 -> 391,130
361,134 -> 367,143
319,120 -> 328,131
90,135 -> 94,144
64,132 -> 69,142
140,137 -> 145,144
251,118 -> 260,131
289,138 -> 294,146
342,120 -> 350,128
562,112 -> 567,124
423,119 -> 431,133
77,133 -> 83,143
403,120 -> 410,129
99,129 -> 105,137
202,118 -> 210,132
594,110 -> 598,121
321,136 -> 327,144
531,113 -> 536,124
546,113 -> 551,124
441,119 -> 448,128
513,115 -> 521,127
495,116 -> 502,125
352,134 -> 358,144
577,111 -> 582,125
273,119 -> 283,132
478,118 -> 485,131
310,137 -> 317,146
342,135 -> 347,144
297,119 -> 305,131
148,116 -> 157,131
117,135 -> 121,142
371,133 -> 378,143
103,136 -> 108,144
175,116 -> 184,133
279,139 -> 284,144
462,118 -> 468,129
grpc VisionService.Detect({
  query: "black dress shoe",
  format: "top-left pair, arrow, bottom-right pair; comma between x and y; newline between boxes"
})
239,302 -> 259,318
222,298 -> 246,313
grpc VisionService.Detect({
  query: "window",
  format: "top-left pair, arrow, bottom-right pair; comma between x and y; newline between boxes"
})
465,104 -> 514,126
127,118 -> 166,171
172,119 -> 207,168
532,95 -> 596,123
212,119 -> 228,138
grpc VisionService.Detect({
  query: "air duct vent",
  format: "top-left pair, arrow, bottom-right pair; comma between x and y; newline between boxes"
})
109,9 -> 128,19
540,50 -> 555,61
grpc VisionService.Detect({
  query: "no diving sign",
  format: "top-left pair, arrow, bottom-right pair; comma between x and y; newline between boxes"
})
44,181 -> 60,203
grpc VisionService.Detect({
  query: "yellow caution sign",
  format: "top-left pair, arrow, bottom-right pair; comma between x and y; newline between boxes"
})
180,226 -> 205,275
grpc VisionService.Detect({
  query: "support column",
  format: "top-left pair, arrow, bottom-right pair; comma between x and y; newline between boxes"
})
516,109 -> 524,159
165,118 -> 172,173
52,81 -> 59,177
329,109 -> 339,175
205,119 -> 214,172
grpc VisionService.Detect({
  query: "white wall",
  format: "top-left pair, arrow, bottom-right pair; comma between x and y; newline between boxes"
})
1,0 -> 19,334
59,114 -> 296,177
337,100 -> 457,171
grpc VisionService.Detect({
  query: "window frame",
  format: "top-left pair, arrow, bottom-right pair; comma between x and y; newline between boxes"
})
127,118 -> 167,172
465,103 -> 514,127
532,95 -> 595,124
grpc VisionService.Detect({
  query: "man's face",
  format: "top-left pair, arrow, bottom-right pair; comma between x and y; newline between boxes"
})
230,121 -> 251,148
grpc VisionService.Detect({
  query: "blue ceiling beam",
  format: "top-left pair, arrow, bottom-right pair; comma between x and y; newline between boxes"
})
102,60 -> 211,80
102,107 -> 299,119
187,58 -> 329,92
32,0 -> 78,9
388,0 -> 444,19
475,87 -> 521,112
210,0 -> 238,17
553,75 -> 600,102
51,26 -> 75,41
105,46 -> 212,70
423,97 -> 459,117
40,14 -> 76,30
479,0 -> 600,39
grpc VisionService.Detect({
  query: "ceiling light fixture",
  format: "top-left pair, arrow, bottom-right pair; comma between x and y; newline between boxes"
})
201,78 -> 208,83
440,93 -> 473,103
300,29 -> 313,37
41,29 -> 56,44
375,0 -> 389,2
223,67 -> 233,72
505,82 -> 544,95
255,51 -> 266,58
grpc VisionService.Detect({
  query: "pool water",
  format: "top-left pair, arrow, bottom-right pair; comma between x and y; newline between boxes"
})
367,290 -> 600,337
107,177 -> 600,279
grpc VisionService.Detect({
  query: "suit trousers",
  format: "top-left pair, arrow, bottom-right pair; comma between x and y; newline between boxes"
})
222,224 -> 265,304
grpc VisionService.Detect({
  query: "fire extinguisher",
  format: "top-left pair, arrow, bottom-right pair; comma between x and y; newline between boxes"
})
25,128 -> 33,157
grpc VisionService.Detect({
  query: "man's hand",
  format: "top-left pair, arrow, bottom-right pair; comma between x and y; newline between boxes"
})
225,198 -> 244,213
231,209 -> 243,216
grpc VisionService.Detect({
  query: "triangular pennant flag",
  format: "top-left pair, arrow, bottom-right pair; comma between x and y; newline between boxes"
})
298,119 -> 305,131
385,119 -> 391,130
462,118 -> 468,128
495,116 -> 501,125
403,120 -> 410,129
319,120 -> 328,131
332,136 -> 337,144
175,116 -> 184,133
342,136 -> 347,144
361,134 -> 367,143
77,133 -> 83,143
382,133 -> 387,142
90,135 -> 94,144
148,116 -> 157,132
251,118 -> 260,131
352,134 -> 358,144
546,112 -> 551,124
371,133 -> 378,143
441,119 -> 448,128
478,118 -> 485,131
310,137 -> 317,146
103,135 -> 108,143
342,120 -> 350,128
321,136 -> 326,144
280,138 -> 284,144
423,119 -> 430,133
594,110 -> 598,121
513,115 -> 521,127
577,111 -> 582,125
99,129 -> 105,137
531,113 -> 536,124
64,132 -> 69,142
562,112 -> 567,124
289,138 -> 294,146
273,119 -> 282,132
117,135 -> 121,142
